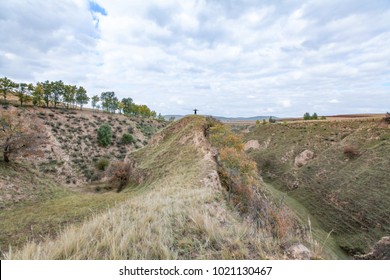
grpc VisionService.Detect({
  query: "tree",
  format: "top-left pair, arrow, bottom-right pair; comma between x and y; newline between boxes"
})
75,86 -> 89,110
0,107 -> 46,162
91,95 -> 100,111
312,112 -> 318,120
110,96 -> 119,113
269,116 -> 276,123
32,83 -> 44,107
118,101 -> 124,114
63,85 -> 76,109
97,123 -> 112,147
0,77 -> 17,104
303,112 -> 311,120
136,104 -> 155,117
100,91 -> 116,113
157,113 -> 164,121
16,83 -> 32,107
121,97 -> 133,115
50,80 -> 65,108
42,80 -> 52,108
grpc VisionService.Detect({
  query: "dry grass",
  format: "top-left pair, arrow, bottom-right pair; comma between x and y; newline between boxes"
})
343,145 -> 360,159
7,176 -> 263,259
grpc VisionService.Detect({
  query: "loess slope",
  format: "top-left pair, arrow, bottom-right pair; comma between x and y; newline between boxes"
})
245,119 -> 390,256
6,116 -> 271,259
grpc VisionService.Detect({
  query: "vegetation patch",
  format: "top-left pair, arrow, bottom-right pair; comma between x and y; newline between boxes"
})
121,133 -> 135,145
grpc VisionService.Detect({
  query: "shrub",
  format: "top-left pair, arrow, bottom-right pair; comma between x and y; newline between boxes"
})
106,161 -> 143,192
138,123 -> 156,137
209,124 -> 244,150
121,133 -> 135,145
96,158 -> 110,171
268,207 -> 296,239
344,145 -> 360,159
383,112 -> 390,124
209,123 -> 258,214
97,123 -> 112,147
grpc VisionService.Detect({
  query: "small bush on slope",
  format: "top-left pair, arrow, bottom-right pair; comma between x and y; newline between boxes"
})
97,123 -> 112,147
96,158 -> 109,171
121,133 -> 135,145
106,161 -> 144,192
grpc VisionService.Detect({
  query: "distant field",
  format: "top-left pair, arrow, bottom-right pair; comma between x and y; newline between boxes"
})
222,113 -> 386,125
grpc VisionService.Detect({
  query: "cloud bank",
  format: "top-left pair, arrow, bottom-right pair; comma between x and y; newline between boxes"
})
1,0 -> 389,117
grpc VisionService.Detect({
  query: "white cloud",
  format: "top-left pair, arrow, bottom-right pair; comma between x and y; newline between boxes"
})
278,99 -> 292,108
1,0 -> 390,117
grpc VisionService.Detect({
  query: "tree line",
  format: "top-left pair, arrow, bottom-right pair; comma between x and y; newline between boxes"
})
0,76 -> 162,119
0,76 -> 89,109
91,92 -> 161,119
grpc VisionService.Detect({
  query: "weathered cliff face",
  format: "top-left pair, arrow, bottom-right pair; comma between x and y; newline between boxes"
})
355,236 -> 390,260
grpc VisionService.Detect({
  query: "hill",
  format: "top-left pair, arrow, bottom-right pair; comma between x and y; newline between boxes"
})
1,109 -> 324,259
5,106 -> 165,186
0,105 -> 166,254
164,115 -> 277,122
243,118 -> 390,257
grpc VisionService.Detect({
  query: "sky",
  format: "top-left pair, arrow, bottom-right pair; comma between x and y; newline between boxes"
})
1,0 -> 389,117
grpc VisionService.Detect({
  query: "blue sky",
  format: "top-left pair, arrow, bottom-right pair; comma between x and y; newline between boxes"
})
89,1 -> 107,16
0,0 -> 389,117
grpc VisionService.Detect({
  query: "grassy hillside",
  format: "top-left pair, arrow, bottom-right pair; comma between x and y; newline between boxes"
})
4,116 -> 322,260
0,161 -> 137,253
244,119 -> 390,256
0,106 -> 166,255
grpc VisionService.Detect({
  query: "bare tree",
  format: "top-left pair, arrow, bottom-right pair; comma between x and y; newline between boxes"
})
0,107 -> 47,162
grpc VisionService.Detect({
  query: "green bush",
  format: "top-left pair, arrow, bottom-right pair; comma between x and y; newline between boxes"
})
303,112 -> 311,120
269,116 -> 276,123
122,133 -> 134,144
97,123 -> 112,147
96,158 -> 110,171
